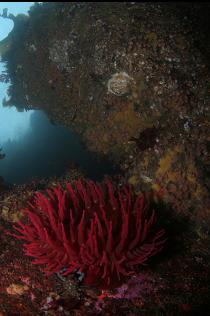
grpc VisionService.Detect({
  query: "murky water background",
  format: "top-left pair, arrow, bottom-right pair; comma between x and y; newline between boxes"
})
0,56 -> 117,185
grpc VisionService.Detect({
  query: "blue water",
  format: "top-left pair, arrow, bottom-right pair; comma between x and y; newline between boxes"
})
0,63 -> 117,185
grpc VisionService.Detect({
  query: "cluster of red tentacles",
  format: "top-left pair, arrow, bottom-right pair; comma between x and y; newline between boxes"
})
11,179 -> 166,288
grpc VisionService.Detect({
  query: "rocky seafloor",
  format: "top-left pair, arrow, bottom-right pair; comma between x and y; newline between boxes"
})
0,2 -> 210,315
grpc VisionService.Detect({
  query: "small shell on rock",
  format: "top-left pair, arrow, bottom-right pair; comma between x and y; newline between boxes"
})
140,174 -> 153,183
6,283 -> 29,296
107,72 -> 134,96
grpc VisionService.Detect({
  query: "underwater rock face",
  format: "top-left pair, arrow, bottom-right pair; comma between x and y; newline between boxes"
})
0,3 -> 210,315
1,2 -> 210,225
1,2 -> 210,207
49,39 -> 74,73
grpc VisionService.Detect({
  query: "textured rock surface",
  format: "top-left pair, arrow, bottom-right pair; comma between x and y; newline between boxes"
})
1,2 -> 210,315
2,2 -> 210,223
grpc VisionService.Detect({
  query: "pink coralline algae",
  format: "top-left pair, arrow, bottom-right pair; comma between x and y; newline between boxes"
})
105,273 -> 164,300
11,179 -> 166,288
